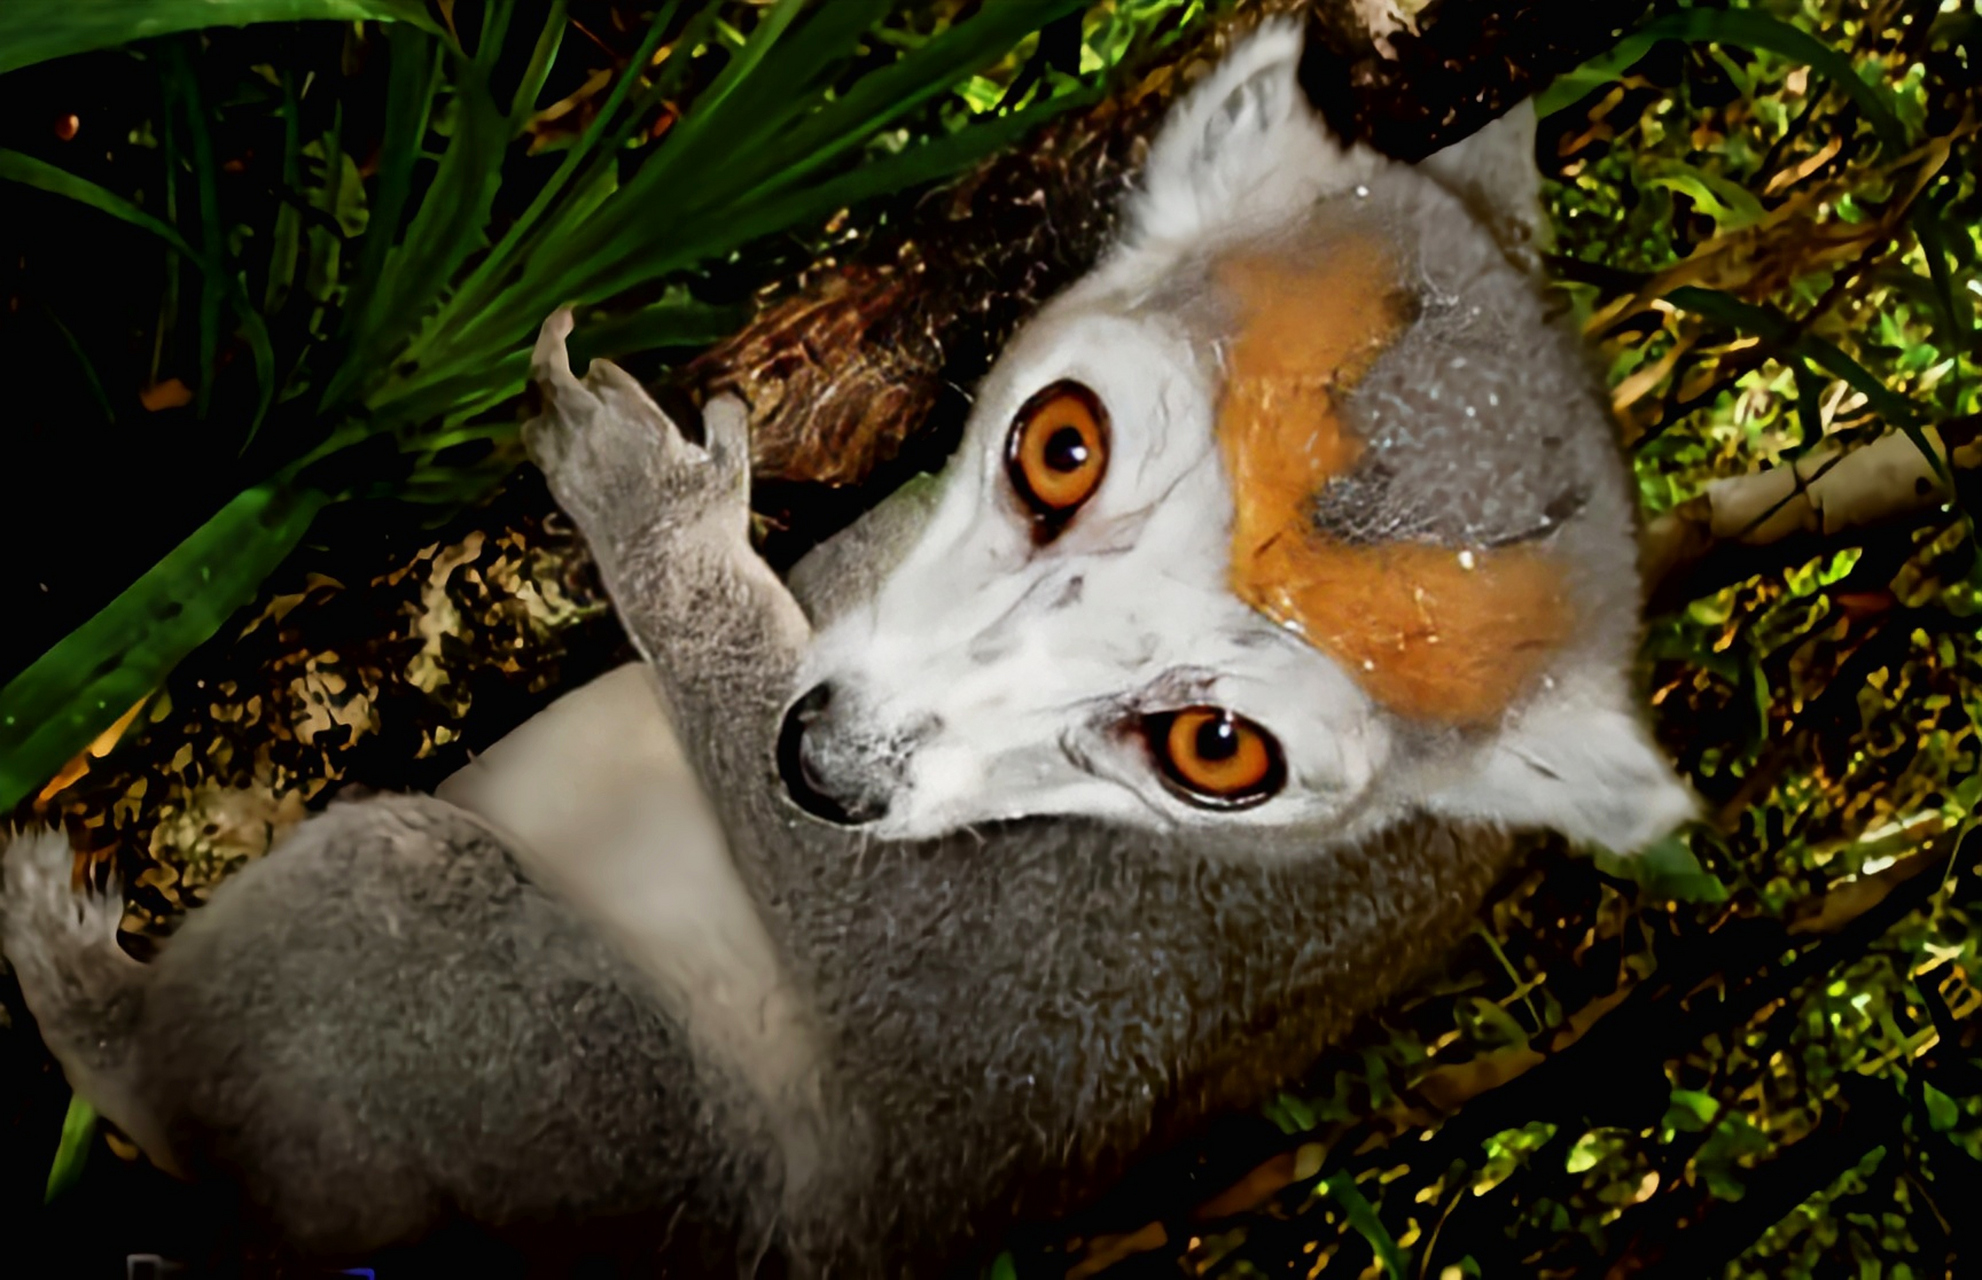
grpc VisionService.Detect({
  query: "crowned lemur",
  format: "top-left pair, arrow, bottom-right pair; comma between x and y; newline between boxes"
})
3,20 -> 1692,1277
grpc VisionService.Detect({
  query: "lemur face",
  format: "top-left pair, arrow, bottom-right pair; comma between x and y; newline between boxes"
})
783,21 -> 1695,856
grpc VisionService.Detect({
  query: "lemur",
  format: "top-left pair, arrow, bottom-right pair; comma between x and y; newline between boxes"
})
2,20 -> 1692,1277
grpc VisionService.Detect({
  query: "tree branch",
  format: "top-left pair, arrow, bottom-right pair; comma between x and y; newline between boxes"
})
1641,415 -> 1979,613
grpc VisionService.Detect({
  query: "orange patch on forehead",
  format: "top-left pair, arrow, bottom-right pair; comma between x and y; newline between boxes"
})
1215,242 -> 1572,727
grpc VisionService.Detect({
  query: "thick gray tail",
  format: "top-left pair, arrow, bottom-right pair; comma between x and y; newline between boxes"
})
2,827 -> 164,1163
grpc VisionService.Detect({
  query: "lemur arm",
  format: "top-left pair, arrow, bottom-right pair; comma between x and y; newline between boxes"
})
525,311 -> 811,834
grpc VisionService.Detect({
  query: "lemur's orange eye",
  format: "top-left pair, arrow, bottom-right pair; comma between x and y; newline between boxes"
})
1143,707 -> 1285,809
1006,380 -> 1108,534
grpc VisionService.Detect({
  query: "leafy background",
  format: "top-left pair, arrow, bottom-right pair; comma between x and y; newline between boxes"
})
2,0 -> 1980,1277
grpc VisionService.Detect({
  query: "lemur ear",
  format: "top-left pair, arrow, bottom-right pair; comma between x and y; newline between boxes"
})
1424,673 -> 1698,855
1415,101 -> 1552,267
1127,19 -> 1369,249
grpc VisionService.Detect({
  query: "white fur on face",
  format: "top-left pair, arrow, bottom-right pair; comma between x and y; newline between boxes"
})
798,304 -> 1392,842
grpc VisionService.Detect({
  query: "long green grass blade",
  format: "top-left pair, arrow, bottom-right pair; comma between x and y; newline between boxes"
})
635,83 -> 1099,288
0,149 -> 199,260
598,0 -> 895,221
572,299 -> 752,361
395,0 -> 1061,405
399,1 -> 693,365
683,0 -> 807,125
263,73 -> 305,314
338,22 -> 440,345
44,306 -> 118,424
522,0 -> 892,295
473,0 -> 1073,356
161,42 -> 226,416
44,1095 -> 97,1203
507,0 -> 569,124
0,0 -> 438,76
237,293 -> 279,445
330,44 -> 512,407
727,0 -> 1089,203
0,482 -> 329,813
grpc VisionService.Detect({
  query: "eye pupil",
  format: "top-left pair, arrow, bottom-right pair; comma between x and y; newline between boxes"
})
1005,381 -> 1109,536
1141,706 -> 1285,809
1043,425 -> 1090,473
1194,715 -> 1240,762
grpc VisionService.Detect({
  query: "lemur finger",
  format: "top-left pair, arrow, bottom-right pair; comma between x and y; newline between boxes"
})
701,394 -> 752,496
523,308 -> 585,469
528,307 -> 580,392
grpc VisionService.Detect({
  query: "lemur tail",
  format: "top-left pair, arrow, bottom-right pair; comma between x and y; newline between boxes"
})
2,827 -> 168,1166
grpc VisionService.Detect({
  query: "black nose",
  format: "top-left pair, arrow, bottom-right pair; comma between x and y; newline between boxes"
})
776,682 -> 887,826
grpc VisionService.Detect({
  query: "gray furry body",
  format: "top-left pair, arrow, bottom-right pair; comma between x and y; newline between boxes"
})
6,700 -> 1514,1274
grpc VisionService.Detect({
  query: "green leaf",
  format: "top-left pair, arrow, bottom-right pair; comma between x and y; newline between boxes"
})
0,483 -> 330,813
1921,1082 -> 1960,1133
1537,26 -> 1667,118
1643,159 -> 1766,231
1275,1090 -> 1318,1131
1595,834 -> 1732,904
0,148 -> 199,261
627,82 -> 1099,293
419,0 -> 691,348
0,0 -> 438,77
44,1095 -> 97,1204
1664,1088 -> 1723,1132
571,299 -> 752,364
1321,1172 -> 1408,1277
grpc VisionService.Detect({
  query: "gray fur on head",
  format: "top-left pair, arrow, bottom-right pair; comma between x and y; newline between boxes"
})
1,20 -> 1681,1277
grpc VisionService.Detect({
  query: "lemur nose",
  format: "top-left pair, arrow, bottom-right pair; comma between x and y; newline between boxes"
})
776,682 -> 889,827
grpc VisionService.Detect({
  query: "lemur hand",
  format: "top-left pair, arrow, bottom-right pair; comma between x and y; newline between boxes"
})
525,308 -> 752,563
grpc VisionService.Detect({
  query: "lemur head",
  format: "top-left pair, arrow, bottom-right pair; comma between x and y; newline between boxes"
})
780,20 -> 1694,855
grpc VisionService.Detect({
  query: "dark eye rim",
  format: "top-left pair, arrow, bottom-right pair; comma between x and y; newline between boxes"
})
1139,706 -> 1286,810
1004,378 -> 1110,539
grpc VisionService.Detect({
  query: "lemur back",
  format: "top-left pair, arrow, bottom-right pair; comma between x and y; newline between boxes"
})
2,20 -> 1687,1277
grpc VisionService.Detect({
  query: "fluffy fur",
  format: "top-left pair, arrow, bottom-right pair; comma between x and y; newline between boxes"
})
3,21 -> 1687,1277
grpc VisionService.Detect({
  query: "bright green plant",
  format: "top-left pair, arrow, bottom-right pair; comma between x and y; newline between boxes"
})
0,0 -> 1108,812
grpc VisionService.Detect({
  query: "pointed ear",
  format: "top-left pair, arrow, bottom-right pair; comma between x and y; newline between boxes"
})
1415,101 -> 1552,268
1425,674 -> 1697,854
1127,19 -> 1369,249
